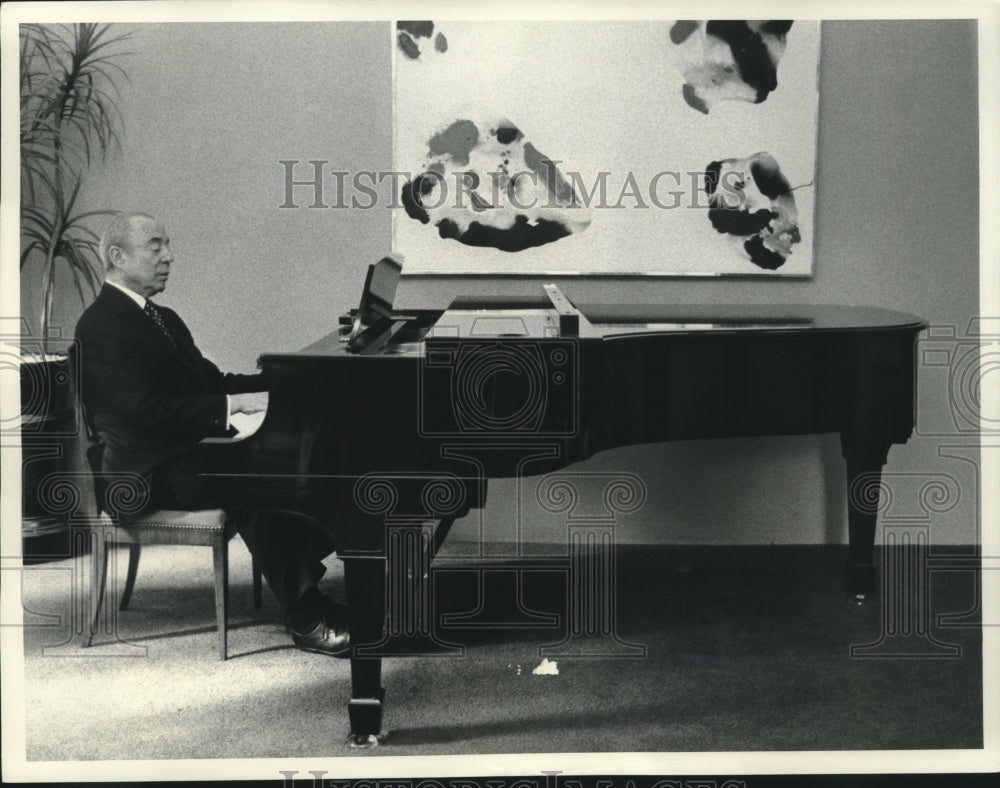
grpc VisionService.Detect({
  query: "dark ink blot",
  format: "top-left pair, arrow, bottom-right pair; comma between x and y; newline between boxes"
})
682,83 -> 709,114
703,152 -> 800,268
670,21 -> 699,45
397,21 -> 434,39
401,175 -> 432,224
705,21 -> 778,103
704,161 -> 722,196
760,20 -> 793,36
435,32 -> 448,53
743,235 -> 786,269
750,159 -> 791,199
708,207 -> 775,236
495,126 -> 521,145
428,119 -> 479,166
438,214 -> 571,253
437,218 -> 461,241
397,32 -> 420,60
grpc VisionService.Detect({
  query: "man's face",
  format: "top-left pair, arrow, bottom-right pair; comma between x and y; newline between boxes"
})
111,216 -> 174,298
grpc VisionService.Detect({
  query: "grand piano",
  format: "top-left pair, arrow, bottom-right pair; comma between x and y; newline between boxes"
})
199,258 -> 926,746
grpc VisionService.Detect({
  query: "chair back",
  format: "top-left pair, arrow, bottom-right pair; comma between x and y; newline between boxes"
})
78,399 -> 107,506
68,345 -> 154,521
65,344 -> 108,519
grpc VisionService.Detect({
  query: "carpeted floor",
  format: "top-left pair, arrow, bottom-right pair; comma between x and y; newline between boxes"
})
13,537 -> 983,761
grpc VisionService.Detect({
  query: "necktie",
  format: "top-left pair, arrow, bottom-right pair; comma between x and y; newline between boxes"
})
144,301 -> 176,346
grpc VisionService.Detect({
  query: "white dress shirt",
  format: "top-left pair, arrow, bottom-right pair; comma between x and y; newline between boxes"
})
105,278 -> 147,309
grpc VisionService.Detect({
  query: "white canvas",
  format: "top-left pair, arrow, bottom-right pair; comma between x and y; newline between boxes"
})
393,20 -> 820,276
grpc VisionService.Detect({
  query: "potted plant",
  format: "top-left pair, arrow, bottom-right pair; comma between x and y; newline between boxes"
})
20,22 -> 132,354
19,22 -> 133,555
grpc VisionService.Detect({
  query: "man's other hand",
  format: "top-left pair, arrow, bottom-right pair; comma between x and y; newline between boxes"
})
230,391 -> 269,415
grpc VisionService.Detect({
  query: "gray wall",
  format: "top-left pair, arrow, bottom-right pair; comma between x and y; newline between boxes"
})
26,20 -> 981,545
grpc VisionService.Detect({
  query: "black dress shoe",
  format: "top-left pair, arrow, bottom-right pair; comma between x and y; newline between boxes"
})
290,620 -> 351,658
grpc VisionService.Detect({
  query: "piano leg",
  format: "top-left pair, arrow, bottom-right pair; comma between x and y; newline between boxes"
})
342,555 -> 386,747
841,435 -> 891,603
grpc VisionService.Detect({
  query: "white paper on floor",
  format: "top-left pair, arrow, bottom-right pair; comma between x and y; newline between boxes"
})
532,658 -> 559,676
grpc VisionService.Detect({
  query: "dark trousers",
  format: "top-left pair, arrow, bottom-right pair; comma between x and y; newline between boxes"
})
131,453 -> 335,609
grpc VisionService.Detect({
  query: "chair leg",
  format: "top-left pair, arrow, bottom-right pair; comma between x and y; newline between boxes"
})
252,558 -> 263,610
119,544 -> 141,611
239,507 -> 264,610
85,537 -> 111,648
213,537 -> 228,661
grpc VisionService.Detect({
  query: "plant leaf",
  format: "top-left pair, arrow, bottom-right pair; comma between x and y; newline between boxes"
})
20,21 -> 132,336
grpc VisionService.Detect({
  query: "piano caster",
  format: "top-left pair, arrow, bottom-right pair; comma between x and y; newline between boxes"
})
347,733 -> 380,749
347,690 -> 384,750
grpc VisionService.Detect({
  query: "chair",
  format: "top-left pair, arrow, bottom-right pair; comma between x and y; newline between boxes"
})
68,357 -> 262,660
85,506 -> 263,660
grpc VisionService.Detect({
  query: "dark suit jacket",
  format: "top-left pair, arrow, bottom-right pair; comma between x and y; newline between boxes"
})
74,284 -> 265,476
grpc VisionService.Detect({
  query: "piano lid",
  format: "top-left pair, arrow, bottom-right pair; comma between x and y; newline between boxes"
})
580,303 -> 926,337
287,299 -> 925,361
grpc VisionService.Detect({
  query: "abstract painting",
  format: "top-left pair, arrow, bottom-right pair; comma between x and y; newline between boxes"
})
393,20 -> 820,276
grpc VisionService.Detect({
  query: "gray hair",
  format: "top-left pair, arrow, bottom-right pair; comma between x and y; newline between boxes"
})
99,212 -> 156,270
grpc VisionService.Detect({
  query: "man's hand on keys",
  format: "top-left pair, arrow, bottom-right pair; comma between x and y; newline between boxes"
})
230,391 -> 269,414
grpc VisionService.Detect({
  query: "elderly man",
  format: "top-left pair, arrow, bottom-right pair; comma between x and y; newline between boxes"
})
74,212 -> 349,656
